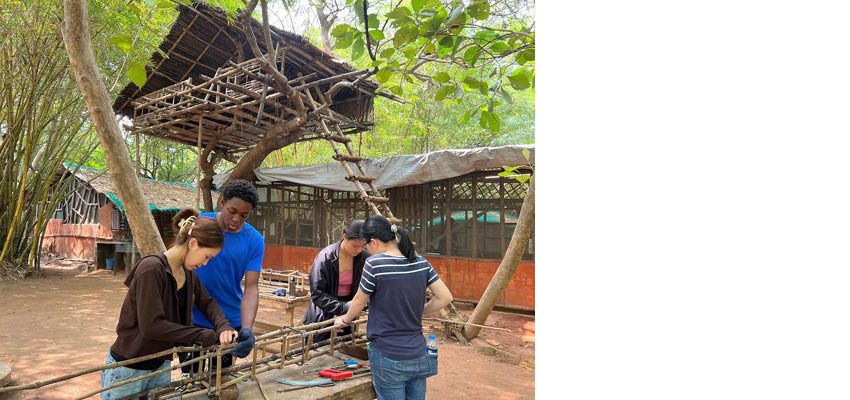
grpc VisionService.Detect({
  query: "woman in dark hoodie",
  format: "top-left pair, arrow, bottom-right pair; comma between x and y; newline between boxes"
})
302,220 -> 368,344
101,208 -> 237,399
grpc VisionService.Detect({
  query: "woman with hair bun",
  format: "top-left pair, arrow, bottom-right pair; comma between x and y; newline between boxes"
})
335,215 -> 454,400
100,208 -> 237,399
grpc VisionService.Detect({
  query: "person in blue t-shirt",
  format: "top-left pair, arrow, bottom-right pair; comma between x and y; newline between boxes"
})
335,215 -> 454,400
178,179 -> 264,381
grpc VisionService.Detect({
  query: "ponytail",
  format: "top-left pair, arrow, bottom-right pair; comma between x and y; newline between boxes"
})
393,224 -> 416,262
361,215 -> 418,262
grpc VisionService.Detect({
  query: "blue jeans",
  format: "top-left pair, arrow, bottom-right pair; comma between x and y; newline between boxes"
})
368,346 -> 437,400
101,352 -> 171,399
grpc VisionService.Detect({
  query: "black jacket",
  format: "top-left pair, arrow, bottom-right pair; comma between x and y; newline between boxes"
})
303,241 -> 367,327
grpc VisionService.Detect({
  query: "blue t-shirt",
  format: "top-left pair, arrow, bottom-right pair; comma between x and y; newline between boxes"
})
359,253 -> 440,360
192,212 -> 264,329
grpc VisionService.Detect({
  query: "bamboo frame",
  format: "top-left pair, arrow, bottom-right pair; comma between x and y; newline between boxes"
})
2,318 -> 369,398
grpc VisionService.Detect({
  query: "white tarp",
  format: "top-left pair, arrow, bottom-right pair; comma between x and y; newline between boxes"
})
213,144 -> 534,192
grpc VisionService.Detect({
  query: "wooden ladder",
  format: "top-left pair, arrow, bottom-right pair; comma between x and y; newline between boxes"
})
301,86 -> 401,226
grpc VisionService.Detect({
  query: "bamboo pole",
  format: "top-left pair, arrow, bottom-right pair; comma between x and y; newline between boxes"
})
0,346 -> 203,394
196,117 -> 202,209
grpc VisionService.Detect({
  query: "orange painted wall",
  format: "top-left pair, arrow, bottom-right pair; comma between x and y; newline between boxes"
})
41,203 -> 127,261
261,244 -> 535,311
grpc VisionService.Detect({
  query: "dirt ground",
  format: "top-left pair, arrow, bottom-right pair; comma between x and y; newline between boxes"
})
0,259 -> 534,399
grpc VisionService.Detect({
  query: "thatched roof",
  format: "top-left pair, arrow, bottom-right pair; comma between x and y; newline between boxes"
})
73,167 -> 216,213
113,2 -> 382,120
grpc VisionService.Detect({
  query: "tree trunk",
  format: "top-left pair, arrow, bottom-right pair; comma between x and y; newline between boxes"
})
463,175 -> 535,341
315,1 -> 335,54
61,0 -> 165,256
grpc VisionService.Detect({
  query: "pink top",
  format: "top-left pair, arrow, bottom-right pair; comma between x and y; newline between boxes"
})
337,269 -> 353,296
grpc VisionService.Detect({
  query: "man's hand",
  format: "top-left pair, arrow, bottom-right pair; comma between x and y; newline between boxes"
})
231,328 -> 255,358
219,329 -> 238,346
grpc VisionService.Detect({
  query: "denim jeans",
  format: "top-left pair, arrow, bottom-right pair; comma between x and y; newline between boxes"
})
368,346 -> 438,400
101,352 -> 171,400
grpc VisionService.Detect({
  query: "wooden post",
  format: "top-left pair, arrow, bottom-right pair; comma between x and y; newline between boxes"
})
446,182 -> 452,257
196,117 -> 202,210
500,180 -> 506,257
294,185 -> 301,246
215,346 -> 222,397
325,190 -> 331,246
472,177 -> 477,259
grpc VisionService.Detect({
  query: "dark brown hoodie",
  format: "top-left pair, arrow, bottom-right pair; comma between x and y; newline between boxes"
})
110,253 -> 231,361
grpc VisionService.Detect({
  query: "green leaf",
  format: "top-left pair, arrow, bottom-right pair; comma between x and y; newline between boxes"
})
424,14 -> 447,32
393,24 -> 417,48
498,171 -> 514,177
369,30 -> 385,41
376,68 -> 392,83
468,1 -> 490,20
479,111 -> 500,132
522,148 -> 530,161
433,72 -> 451,83
379,47 -> 395,59
516,175 -> 529,184
423,42 -> 436,55
521,47 -> 535,62
386,6 -> 412,20
402,45 -> 418,59
508,73 -> 530,90
463,76 -> 481,90
354,0 -> 364,22
445,4 -> 467,26
352,37 -> 365,60
110,34 -> 134,54
155,0 -> 174,9
478,80 -> 489,96
473,30 -> 500,46
463,46 -> 482,67
412,0 -> 427,13
390,85 -> 403,96
127,62 -> 147,88
490,41 -> 510,54
438,35 -> 454,48
367,13 -> 380,28
335,33 -> 354,49
499,88 -> 514,104
435,85 -> 452,101
459,110 -> 472,124
331,24 -> 352,38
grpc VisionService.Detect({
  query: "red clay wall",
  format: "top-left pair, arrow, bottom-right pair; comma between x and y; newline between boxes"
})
261,244 -> 535,311
41,203 -> 126,261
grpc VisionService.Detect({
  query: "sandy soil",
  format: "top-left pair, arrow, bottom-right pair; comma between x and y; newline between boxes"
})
0,259 -> 534,399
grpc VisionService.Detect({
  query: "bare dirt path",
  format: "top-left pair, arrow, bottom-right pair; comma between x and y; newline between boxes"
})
0,262 -> 534,399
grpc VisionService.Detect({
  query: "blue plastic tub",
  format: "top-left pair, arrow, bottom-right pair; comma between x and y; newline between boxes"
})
105,258 -> 115,271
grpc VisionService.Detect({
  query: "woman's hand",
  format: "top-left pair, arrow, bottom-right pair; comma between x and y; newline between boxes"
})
334,315 -> 349,332
219,329 -> 238,346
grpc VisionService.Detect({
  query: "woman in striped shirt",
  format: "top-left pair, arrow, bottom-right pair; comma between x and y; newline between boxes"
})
335,215 -> 454,400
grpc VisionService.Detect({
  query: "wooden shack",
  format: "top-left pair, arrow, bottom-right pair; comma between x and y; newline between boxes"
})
222,145 -> 536,311
43,166 -> 212,271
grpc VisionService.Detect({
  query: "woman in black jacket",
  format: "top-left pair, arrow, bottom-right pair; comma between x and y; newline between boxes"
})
302,220 -> 368,343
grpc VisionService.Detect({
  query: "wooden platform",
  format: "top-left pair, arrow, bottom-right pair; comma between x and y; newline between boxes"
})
236,353 -> 375,399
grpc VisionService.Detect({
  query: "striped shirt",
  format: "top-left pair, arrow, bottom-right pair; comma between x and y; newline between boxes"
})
359,253 -> 440,360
